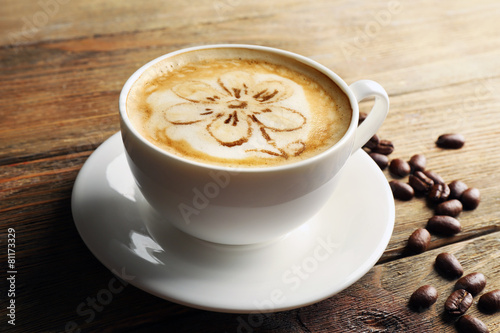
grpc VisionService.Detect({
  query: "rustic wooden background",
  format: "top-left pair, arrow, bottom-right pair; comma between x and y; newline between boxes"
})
1,0 -> 499,332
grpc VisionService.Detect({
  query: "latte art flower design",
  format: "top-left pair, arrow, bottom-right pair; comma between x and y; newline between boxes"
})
163,71 -> 307,158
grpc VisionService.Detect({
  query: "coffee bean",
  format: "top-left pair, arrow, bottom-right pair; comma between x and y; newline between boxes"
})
409,171 -> 434,193
456,315 -> 489,333
434,252 -> 463,279
461,187 -> 481,210
389,180 -> 414,201
372,139 -> 394,155
449,180 -> 468,200
409,285 -> 438,311
389,158 -> 411,178
478,289 -> 500,314
427,183 -> 450,203
408,154 -> 426,173
407,228 -> 431,254
363,134 -> 379,150
455,272 -> 486,295
369,152 -> 389,170
426,215 -> 461,236
445,289 -> 473,315
423,170 -> 445,185
436,133 -> 465,149
435,199 -> 463,217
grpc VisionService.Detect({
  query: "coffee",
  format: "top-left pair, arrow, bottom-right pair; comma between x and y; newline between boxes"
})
126,48 -> 352,168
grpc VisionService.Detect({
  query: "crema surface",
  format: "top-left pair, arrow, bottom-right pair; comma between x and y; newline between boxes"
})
126,48 -> 352,167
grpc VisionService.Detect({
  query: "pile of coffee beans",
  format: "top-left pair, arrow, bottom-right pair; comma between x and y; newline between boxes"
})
387,159 -> 480,255
389,135 -> 490,332
390,163 -> 480,220
364,130 -> 481,253
362,129 -> 481,221
360,118 -> 481,254
359,118 -> 493,332
409,251 -> 498,333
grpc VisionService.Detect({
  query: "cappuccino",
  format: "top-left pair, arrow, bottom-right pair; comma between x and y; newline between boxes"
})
126,48 -> 352,167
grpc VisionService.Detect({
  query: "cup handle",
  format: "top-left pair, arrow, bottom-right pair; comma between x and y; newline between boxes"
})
349,80 -> 390,152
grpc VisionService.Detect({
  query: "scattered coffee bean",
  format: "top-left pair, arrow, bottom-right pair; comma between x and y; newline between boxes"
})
449,180 -> 468,200
434,252 -> 463,279
369,152 -> 389,170
409,171 -> 434,193
407,228 -> 431,254
363,134 -> 379,150
455,272 -> 486,295
378,132 -> 487,330
478,289 -> 500,314
389,180 -> 414,201
358,112 -> 368,125
372,139 -> 394,155
436,133 -> 465,149
456,315 -> 489,333
426,215 -> 461,236
427,183 -> 450,203
461,187 -> 481,210
445,289 -> 473,315
435,199 -> 463,217
389,158 -> 411,178
409,285 -> 438,311
423,170 -> 445,185
408,154 -> 426,173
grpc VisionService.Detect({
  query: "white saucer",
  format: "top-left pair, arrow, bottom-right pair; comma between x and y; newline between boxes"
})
72,132 -> 394,313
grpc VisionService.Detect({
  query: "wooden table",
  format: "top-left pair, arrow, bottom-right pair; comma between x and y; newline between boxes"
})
2,0 -> 500,332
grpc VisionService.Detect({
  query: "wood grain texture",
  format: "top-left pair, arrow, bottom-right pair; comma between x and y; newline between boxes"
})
1,0 -> 500,332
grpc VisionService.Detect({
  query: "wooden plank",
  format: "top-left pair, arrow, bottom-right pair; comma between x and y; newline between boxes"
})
1,0 -> 346,46
0,151 -> 90,210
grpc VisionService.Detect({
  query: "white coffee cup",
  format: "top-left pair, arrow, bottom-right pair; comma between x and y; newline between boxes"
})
119,44 -> 389,245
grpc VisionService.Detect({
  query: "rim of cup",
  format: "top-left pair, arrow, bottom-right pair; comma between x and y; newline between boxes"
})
119,44 -> 360,173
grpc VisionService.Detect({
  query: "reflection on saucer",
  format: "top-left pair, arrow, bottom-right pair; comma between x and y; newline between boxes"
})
106,153 -> 137,202
128,231 -> 164,265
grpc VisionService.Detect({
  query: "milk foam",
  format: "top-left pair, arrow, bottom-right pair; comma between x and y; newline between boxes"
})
126,49 -> 352,167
